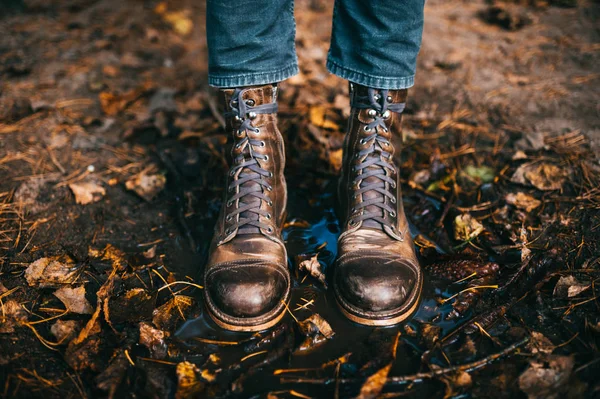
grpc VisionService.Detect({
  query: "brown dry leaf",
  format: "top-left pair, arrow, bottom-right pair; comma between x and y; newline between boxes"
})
528,331 -> 555,355
518,355 -> 574,399
69,181 -> 106,205
553,276 -> 590,299
0,300 -> 28,333
125,166 -> 166,202
356,332 -> 401,399
309,105 -> 339,130
88,244 -> 128,272
99,82 -> 152,116
505,192 -> 541,212
511,162 -> 568,191
296,314 -> 335,353
328,148 -> 343,172
51,320 -> 80,344
25,255 -> 80,288
454,214 -> 484,241
152,295 -> 194,331
154,3 -> 193,36
108,288 -> 156,324
175,361 -> 204,399
54,285 -> 94,314
298,254 -> 327,288
139,322 -> 168,359
357,363 -> 392,399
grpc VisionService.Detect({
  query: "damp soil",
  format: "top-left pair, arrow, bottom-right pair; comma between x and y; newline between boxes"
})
1,0 -> 600,398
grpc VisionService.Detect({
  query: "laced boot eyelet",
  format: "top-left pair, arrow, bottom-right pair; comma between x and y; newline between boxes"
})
236,130 -> 244,137
226,215 -> 232,222
367,109 -> 377,117
248,112 -> 257,119
391,197 -> 397,204
382,110 -> 391,119
263,155 -> 269,162
267,200 -> 273,206
266,185 -> 273,191
224,228 -> 231,235
391,182 -> 397,189
268,172 -> 273,178
363,126 -> 371,132
266,227 -> 274,233
351,207 -> 356,213
266,213 -> 272,220
386,95 -> 393,102
349,219 -> 357,226
229,170 -> 236,176
260,141 -> 266,147
253,128 -> 260,134
390,211 -> 397,217
245,99 -> 255,106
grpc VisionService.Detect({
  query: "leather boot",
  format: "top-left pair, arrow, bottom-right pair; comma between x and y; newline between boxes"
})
334,84 -> 423,326
203,84 -> 290,332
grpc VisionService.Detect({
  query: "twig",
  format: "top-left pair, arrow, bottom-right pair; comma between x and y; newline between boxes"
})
280,338 -> 529,387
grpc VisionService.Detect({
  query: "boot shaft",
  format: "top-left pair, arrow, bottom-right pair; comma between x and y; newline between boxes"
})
213,84 -> 287,246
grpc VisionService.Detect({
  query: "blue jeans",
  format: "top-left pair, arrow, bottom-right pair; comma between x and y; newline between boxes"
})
206,0 -> 425,89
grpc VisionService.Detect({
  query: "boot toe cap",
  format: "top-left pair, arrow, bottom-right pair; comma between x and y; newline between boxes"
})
205,261 -> 289,319
334,254 -> 420,315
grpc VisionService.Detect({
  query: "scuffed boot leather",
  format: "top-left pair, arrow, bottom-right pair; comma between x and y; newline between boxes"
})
204,85 -> 290,332
334,84 -> 423,326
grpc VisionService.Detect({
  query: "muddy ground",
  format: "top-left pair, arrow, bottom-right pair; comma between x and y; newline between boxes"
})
1,0 -> 599,398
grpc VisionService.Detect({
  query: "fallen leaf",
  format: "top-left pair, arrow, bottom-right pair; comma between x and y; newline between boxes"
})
296,314 -> 335,353
175,361 -> 204,399
463,165 -> 495,184
328,148 -> 343,172
505,192 -> 541,212
297,254 -> 327,288
139,322 -> 168,359
309,105 -> 339,130
25,256 -> 80,288
511,162 -> 568,191
454,214 -> 484,241
553,275 -> 590,299
528,331 -> 555,355
108,288 -> 156,324
54,285 -> 94,314
51,320 -> 80,344
356,332 -> 400,399
155,3 -> 193,36
152,295 -> 194,331
69,181 -> 106,205
125,167 -> 166,202
518,355 -> 574,399
0,300 -> 28,333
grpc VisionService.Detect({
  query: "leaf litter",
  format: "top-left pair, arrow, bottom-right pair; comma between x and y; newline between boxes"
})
0,0 -> 599,397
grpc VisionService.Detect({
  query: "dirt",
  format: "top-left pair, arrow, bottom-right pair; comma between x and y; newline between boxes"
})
1,0 -> 599,398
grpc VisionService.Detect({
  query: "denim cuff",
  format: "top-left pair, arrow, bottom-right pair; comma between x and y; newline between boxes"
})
326,58 -> 415,90
208,63 -> 299,88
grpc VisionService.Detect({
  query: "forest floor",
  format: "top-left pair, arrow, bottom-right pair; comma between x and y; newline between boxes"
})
1,0 -> 599,398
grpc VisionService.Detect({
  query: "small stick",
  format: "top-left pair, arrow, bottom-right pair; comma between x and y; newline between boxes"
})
280,338 -> 529,387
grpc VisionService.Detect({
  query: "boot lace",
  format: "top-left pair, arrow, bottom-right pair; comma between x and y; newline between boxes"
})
349,88 -> 405,229
223,88 -> 278,236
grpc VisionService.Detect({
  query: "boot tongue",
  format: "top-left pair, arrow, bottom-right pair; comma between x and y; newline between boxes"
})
360,152 -> 387,230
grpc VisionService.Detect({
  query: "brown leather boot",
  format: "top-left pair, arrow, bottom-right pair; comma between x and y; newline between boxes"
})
203,84 -> 290,332
334,84 -> 423,326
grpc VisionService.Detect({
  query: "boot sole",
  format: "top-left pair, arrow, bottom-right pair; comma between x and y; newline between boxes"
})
206,303 -> 287,332
335,280 -> 423,327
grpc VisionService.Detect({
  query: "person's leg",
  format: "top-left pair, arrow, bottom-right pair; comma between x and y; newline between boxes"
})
207,0 -> 298,87
326,0 -> 424,90
203,0 -> 296,332
329,0 -> 425,326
